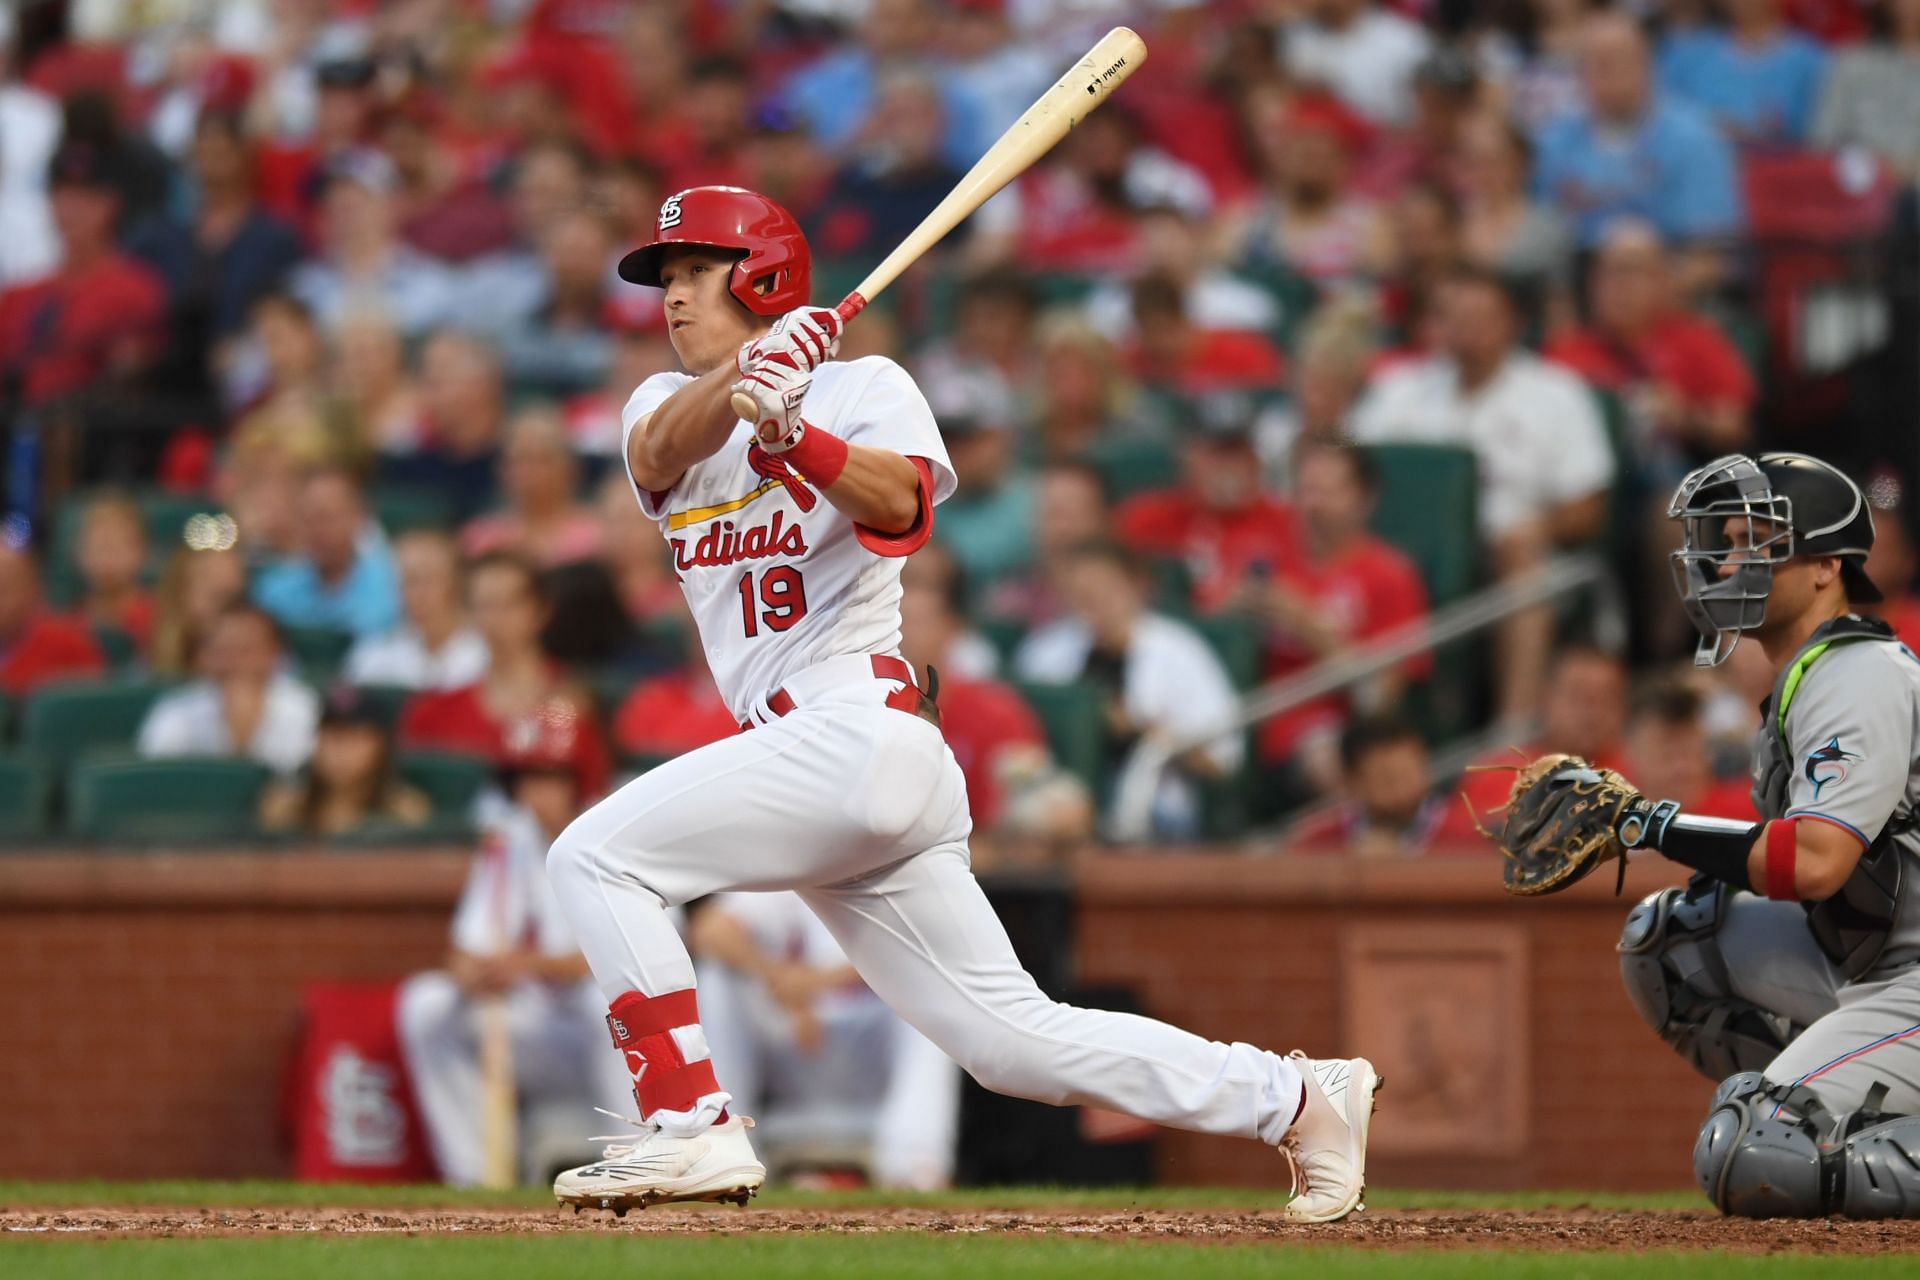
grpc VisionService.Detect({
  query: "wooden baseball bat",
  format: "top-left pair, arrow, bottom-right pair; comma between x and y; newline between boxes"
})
477,993 -> 516,1189
730,25 -> 1148,423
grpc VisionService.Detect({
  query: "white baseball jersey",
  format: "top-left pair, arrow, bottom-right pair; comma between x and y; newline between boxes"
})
450,802 -> 580,958
621,356 -> 957,720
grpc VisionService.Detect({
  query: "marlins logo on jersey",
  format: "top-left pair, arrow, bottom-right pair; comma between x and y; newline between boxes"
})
1805,736 -> 1857,800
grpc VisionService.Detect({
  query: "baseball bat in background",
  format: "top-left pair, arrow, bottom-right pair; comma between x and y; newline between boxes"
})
729,25 -> 1148,424
478,993 -> 517,1188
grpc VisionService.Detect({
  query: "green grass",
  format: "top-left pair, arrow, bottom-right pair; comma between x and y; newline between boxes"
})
0,1237 -> 1909,1280
0,1179 -> 1702,1212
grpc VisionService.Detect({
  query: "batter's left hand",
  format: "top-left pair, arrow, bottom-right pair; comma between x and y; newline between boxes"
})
732,355 -> 813,452
738,306 -> 843,376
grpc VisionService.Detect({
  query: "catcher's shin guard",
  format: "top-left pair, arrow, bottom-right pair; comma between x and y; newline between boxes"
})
1695,1074 -> 1920,1219
1618,880 -> 1800,1080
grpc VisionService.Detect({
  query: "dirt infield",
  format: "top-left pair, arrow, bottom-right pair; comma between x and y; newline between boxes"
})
6,1205 -> 1920,1252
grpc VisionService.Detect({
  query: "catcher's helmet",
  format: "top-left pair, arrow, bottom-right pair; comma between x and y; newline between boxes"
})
616,186 -> 810,316
1668,452 -> 1879,666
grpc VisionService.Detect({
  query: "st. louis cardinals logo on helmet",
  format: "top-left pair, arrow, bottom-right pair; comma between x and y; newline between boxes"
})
1805,736 -> 1857,799
658,193 -> 684,231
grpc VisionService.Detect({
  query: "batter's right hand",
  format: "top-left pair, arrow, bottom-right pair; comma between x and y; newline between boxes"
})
732,355 -> 812,452
737,306 -> 843,377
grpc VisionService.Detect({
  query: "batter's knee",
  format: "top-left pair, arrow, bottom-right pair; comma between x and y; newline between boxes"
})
939,993 -> 1073,1104
1618,880 -> 1799,1080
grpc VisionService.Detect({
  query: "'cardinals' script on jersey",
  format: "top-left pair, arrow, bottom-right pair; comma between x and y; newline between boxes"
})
622,357 -> 957,720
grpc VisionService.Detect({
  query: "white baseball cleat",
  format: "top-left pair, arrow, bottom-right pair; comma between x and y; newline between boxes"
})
1279,1052 -> 1383,1223
554,1112 -> 766,1216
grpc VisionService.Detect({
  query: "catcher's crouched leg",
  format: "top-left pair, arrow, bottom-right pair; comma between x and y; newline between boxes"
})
1695,1073 -> 1920,1218
1617,878 -> 1801,1079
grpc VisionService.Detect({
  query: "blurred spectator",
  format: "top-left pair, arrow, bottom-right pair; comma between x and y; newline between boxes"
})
1458,643 -> 1631,819
1862,477 -> 1920,645
652,55 -> 754,192
137,601 -> 319,776
253,465 -> 402,639
1258,295 -> 1378,487
1358,45 -> 1483,197
497,208 -> 619,392
1284,0 -> 1433,126
985,459 -> 1112,628
343,530 -> 489,692
896,539 -> 1000,680
1084,203 -> 1280,343
562,326 -> 674,458
942,0 -> 1054,158
289,149 -> 457,338
1658,0 -> 1827,146
1544,219 -> 1753,470
151,545 -> 247,677
0,19 -> 58,286
455,141 -> 593,337
968,106 -> 1210,276
912,269 -> 1039,410
1534,13 -> 1742,257
1029,316 -> 1153,459
66,492 -> 153,654
900,578 -> 1092,864
778,0 -> 982,172
460,405 -> 603,568
1124,274 -> 1286,395
1456,113 -> 1573,318
377,329 -> 507,522
399,552 -> 610,798
691,891 -> 960,1190
613,607 -> 741,762
593,470 -> 682,633
397,722 -> 628,1188
0,543 -> 105,696
0,142 -> 166,407
1378,181 -> 1464,339
332,309 -> 426,456
217,411 -> 332,563
227,292 -> 344,464
1015,540 -> 1242,839
384,104 -> 515,265
1116,393 -> 1297,612
1476,0 -> 1594,131
126,111 -> 304,384
259,685 -> 433,838
1812,0 -> 1920,178
1234,443 -> 1429,798
810,71 -> 965,262
1287,714 -> 1482,855
1228,92 -> 1388,288
737,105 -> 831,230
1622,677 -> 1757,822
1351,267 -> 1612,721
922,366 -> 1033,592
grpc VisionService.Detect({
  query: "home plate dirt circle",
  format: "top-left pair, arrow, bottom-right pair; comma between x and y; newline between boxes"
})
6,1206 -> 1920,1252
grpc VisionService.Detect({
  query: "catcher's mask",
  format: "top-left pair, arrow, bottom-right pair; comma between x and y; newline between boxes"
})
1668,452 -> 1879,667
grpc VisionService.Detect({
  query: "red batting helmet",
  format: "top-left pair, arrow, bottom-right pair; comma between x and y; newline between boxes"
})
617,186 -> 811,316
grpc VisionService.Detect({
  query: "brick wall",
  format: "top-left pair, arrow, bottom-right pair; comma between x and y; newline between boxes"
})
0,850 -> 1707,1188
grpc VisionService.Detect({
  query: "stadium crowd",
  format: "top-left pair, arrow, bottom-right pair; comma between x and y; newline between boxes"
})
0,0 -> 1917,859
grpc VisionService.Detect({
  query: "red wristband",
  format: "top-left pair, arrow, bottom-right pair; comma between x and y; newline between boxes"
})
785,420 -> 849,489
1764,818 -> 1798,901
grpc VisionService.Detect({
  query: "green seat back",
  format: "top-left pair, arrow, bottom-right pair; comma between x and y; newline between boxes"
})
1194,613 -> 1263,690
1364,444 -> 1480,606
974,617 -> 1028,667
91,625 -> 140,672
53,489 -> 223,570
282,626 -> 354,684
0,753 -> 53,840
23,679 -> 173,768
396,751 -> 494,817
67,757 -> 271,842
1084,438 -> 1181,503
349,683 -> 417,732
370,487 -> 454,537
1011,681 -> 1105,792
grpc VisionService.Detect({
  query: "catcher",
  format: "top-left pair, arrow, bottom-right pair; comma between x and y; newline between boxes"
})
1488,452 -> 1920,1219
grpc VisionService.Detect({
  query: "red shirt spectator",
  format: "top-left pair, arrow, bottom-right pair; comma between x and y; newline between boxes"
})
1124,275 -> 1287,395
615,670 -> 741,760
935,677 -> 1051,830
1286,714 -> 1485,856
1457,645 -> 1630,820
400,682 -> 610,800
0,545 -> 105,696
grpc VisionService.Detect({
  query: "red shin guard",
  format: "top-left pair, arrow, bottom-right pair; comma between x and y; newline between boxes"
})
606,988 -> 724,1120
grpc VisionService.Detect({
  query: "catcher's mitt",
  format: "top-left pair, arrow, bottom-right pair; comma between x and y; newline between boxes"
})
1469,752 -> 1642,896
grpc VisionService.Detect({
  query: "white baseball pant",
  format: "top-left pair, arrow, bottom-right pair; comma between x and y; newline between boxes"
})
546,659 -> 1304,1146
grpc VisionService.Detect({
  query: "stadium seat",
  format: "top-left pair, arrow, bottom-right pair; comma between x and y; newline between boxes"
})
1363,443 -> 1480,605
66,757 -> 272,843
349,683 -> 416,731
22,679 -> 173,768
1085,437 -> 1181,502
0,753 -> 53,840
370,487 -> 455,537
1193,613 -> 1262,690
1011,681 -> 1105,792
396,751 -> 495,817
282,626 -> 355,684
90,625 -> 139,672
974,617 -> 1028,667
52,488 -> 222,571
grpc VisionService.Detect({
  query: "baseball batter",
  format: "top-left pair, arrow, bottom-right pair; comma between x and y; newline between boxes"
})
542,186 -> 1380,1222
1497,452 -> 1920,1218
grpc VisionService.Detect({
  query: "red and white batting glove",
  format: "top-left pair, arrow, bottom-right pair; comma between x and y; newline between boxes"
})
732,354 -> 814,452
735,306 -> 843,377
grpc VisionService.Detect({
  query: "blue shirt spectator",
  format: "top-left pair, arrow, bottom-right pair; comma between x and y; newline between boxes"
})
1535,12 -> 1742,246
1657,0 -> 1827,146
253,467 -> 402,639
